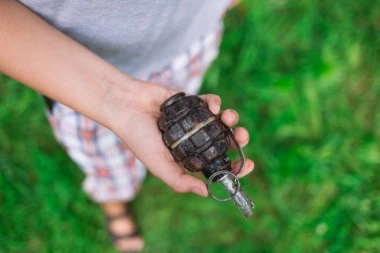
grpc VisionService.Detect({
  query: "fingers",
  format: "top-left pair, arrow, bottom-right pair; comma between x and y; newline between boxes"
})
199,94 -> 221,115
231,158 -> 255,178
199,95 -> 240,128
172,173 -> 208,197
231,127 -> 250,148
219,109 -> 250,148
221,109 -> 239,126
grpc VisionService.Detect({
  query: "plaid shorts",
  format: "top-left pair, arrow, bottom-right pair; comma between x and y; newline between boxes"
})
46,24 -> 223,203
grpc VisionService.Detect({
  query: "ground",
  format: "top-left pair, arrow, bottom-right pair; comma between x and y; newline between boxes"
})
1,1 -> 379,252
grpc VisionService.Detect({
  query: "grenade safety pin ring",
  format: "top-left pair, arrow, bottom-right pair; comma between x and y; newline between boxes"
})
207,126 -> 246,202
207,170 -> 240,202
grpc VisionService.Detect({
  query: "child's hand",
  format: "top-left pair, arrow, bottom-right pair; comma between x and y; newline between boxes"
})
109,83 -> 254,197
0,1 -> 253,197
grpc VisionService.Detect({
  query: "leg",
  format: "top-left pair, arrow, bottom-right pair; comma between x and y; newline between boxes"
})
46,103 -> 146,252
102,202 -> 144,252
44,21 -> 223,252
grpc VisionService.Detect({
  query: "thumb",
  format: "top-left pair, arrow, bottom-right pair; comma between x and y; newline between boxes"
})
147,157 -> 209,197
168,173 -> 209,197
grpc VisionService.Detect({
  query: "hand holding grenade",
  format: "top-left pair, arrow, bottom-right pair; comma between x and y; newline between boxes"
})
158,92 -> 254,217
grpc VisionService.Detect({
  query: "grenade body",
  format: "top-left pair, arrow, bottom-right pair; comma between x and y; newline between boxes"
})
158,92 -> 231,179
158,92 -> 254,217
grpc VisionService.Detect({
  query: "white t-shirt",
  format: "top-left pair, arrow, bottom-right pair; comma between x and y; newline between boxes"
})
19,0 -> 230,78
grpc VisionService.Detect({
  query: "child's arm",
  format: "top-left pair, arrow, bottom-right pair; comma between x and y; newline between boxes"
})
0,0 -> 147,128
0,0 -> 253,196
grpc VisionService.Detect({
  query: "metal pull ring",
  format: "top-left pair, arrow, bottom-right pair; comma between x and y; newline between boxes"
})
207,171 -> 241,202
206,127 -> 246,201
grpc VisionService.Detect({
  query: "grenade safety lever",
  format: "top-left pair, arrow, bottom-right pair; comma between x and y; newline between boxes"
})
158,92 -> 254,217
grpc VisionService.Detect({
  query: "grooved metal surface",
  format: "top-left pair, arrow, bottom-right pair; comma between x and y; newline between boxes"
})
170,116 -> 216,149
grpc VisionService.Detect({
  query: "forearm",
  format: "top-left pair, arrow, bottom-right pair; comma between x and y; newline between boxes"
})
0,0 -> 163,129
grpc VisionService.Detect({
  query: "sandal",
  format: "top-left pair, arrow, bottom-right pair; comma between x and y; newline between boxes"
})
105,208 -> 144,253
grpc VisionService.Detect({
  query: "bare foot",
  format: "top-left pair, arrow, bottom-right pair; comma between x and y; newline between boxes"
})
101,202 -> 144,252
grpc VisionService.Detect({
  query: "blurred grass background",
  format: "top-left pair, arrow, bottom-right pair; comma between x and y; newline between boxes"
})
1,0 -> 379,252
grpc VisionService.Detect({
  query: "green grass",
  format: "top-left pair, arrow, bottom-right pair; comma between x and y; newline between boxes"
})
1,1 -> 379,252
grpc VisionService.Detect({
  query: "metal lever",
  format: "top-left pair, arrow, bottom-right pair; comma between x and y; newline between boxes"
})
208,171 -> 254,217
219,173 -> 254,217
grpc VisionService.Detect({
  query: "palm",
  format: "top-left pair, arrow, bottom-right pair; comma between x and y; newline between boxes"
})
115,92 -> 254,197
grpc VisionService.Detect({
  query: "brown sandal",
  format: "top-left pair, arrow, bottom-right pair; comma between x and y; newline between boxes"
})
105,209 -> 143,253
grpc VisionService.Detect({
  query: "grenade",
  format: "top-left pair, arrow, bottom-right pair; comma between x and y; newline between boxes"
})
158,92 -> 254,217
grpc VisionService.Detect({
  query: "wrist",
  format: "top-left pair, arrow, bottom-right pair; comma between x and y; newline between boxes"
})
103,75 -> 175,132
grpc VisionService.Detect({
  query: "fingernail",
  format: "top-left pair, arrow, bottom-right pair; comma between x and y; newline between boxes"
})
209,99 -> 220,115
233,110 -> 239,121
215,98 -> 221,106
192,188 -> 207,197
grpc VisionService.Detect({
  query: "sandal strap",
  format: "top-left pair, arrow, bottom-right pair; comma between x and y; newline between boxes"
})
105,208 -> 140,241
105,209 -> 131,222
109,230 -> 140,241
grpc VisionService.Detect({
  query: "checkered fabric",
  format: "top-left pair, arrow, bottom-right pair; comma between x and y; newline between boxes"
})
47,24 -> 222,203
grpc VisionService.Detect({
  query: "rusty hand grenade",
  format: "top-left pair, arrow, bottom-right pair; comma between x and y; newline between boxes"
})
158,92 -> 254,217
